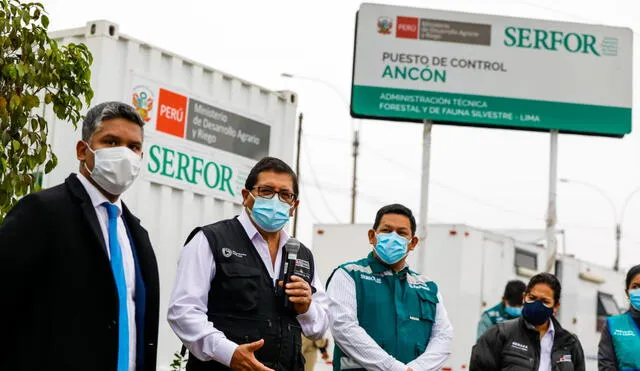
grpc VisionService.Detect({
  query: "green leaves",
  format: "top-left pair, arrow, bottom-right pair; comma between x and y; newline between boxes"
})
0,0 -> 94,221
9,94 -> 21,109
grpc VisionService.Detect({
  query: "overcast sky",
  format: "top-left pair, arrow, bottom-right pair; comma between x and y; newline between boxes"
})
40,0 -> 640,271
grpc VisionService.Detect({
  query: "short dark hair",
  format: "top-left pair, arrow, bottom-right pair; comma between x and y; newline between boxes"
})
82,101 -> 145,141
503,280 -> 526,306
526,273 -> 561,304
373,204 -> 417,235
244,157 -> 298,195
626,264 -> 640,290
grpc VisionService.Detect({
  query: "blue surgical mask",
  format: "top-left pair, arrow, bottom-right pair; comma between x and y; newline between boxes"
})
522,300 -> 554,326
630,289 -> 640,311
505,305 -> 523,317
248,193 -> 291,232
374,232 -> 409,265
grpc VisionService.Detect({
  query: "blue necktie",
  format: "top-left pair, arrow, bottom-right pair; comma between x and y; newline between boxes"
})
103,202 -> 129,371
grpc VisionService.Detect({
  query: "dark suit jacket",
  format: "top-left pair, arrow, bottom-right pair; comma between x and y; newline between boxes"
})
0,174 -> 160,371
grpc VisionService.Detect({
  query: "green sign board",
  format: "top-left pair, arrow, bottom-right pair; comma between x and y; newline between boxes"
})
352,3 -> 633,137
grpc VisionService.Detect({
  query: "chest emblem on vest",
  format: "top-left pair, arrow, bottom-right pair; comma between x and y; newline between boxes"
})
613,329 -> 636,337
295,259 -> 310,270
360,273 -> 382,284
510,341 -> 528,352
222,247 -> 247,259
558,354 -> 572,363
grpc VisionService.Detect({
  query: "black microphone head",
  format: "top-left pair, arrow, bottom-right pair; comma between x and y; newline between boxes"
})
285,237 -> 301,257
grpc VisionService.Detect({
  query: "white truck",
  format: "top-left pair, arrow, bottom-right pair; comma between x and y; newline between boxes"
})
311,223 -> 628,371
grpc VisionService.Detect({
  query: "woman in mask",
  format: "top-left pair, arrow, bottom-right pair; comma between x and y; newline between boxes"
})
598,264 -> 640,371
470,272 -> 586,371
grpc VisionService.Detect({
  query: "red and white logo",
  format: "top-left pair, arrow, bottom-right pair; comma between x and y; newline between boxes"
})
156,88 -> 187,138
396,16 -> 419,39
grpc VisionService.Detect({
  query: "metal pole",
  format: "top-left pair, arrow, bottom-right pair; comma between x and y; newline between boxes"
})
292,112 -> 303,238
545,130 -> 559,273
417,121 -> 433,273
614,223 -> 621,271
350,127 -> 359,224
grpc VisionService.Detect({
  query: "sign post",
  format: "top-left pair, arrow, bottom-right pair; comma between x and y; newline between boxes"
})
350,3 -> 632,272
546,131 -> 559,273
417,121 -> 433,272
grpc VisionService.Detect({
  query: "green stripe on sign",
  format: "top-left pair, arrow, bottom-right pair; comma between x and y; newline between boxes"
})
352,85 -> 632,136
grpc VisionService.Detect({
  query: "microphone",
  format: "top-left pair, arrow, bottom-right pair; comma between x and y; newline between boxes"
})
283,237 -> 301,309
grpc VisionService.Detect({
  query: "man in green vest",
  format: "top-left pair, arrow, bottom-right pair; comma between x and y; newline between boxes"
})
326,204 -> 453,371
476,280 -> 526,339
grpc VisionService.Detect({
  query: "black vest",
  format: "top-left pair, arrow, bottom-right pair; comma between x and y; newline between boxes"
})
185,217 -> 315,371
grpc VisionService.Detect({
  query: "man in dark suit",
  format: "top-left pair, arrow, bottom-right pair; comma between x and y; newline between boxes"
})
0,101 -> 160,371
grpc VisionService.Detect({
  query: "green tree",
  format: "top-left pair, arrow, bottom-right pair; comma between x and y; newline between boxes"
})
0,0 -> 94,221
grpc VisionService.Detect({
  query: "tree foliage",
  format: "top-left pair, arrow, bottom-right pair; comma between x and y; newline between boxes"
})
0,0 -> 94,220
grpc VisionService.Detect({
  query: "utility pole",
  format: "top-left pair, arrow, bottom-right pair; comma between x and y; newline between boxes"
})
292,112 -> 303,238
350,128 -> 359,224
281,73 -> 359,225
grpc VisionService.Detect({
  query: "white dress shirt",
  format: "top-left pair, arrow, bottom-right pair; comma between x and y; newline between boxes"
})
167,210 -> 330,367
78,174 -> 137,371
538,320 -> 555,371
327,267 -> 453,371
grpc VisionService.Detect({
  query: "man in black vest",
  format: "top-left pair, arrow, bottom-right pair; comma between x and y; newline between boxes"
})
168,157 -> 329,371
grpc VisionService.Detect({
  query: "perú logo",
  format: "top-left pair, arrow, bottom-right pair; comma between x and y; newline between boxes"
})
222,248 -> 232,258
156,88 -> 187,138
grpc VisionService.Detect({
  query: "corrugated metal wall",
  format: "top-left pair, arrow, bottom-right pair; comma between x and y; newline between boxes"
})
43,20 -> 297,369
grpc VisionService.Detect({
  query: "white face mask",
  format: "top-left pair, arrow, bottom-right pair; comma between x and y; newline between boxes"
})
84,143 -> 142,195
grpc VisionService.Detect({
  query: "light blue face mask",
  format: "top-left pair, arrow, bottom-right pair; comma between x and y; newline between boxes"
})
374,232 -> 410,265
630,289 -> 640,311
248,193 -> 291,232
505,305 -> 523,317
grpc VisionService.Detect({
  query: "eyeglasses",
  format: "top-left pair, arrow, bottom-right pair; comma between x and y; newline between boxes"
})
252,186 -> 297,204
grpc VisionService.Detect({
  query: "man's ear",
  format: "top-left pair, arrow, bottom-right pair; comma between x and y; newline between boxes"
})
76,140 -> 88,162
407,236 -> 419,251
289,200 -> 299,217
241,189 -> 250,208
368,229 -> 376,245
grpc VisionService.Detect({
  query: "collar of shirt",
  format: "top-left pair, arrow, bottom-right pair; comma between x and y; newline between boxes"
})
366,251 -> 409,276
545,319 -> 555,338
238,208 -> 289,251
77,173 -> 123,216
524,317 -> 556,337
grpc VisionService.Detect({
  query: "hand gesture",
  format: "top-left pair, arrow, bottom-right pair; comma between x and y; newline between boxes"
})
229,339 -> 274,371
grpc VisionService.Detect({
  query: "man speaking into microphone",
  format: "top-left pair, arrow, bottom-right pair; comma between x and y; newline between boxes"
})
168,157 -> 329,371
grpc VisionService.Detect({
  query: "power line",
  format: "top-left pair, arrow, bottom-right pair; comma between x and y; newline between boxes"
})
301,133 -> 554,223
300,135 -> 343,223
301,180 -> 447,224
300,190 -> 321,224
303,133 -> 640,238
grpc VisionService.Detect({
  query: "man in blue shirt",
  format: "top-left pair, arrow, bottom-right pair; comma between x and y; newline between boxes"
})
477,280 -> 526,339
